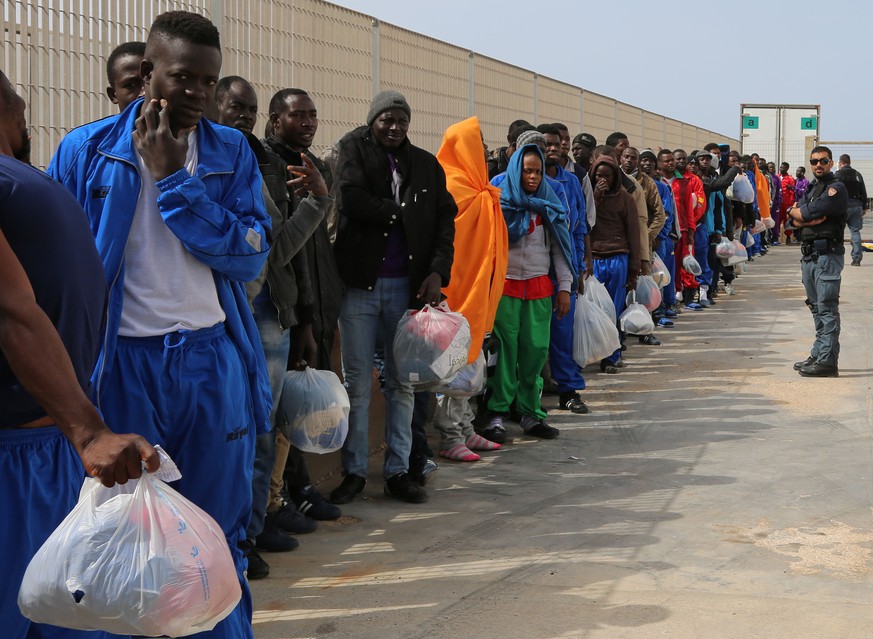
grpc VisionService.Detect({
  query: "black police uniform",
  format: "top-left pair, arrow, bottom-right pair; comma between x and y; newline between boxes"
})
792,171 -> 848,374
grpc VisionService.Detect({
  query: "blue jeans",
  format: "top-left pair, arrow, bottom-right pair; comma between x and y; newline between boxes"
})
801,253 -> 843,367
247,289 -> 291,539
847,202 -> 864,263
339,277 -> 414,478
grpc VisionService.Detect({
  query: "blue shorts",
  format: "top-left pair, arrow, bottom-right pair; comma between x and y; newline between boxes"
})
100,323 -> 255,639
1,426 -> 121,639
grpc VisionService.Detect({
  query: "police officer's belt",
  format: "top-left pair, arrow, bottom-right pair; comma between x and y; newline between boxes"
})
801,240 -> 844,256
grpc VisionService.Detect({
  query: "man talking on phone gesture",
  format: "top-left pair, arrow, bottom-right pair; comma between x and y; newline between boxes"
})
49,11 -> 270,639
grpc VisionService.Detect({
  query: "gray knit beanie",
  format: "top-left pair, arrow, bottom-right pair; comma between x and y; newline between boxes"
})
367,90 -> 412,126
516,130 -> 546,149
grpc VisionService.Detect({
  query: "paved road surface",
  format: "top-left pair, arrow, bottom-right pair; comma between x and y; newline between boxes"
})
251,244 -> 873,639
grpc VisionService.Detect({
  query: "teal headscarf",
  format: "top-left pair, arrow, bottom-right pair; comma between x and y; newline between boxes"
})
499,145 -> 576,289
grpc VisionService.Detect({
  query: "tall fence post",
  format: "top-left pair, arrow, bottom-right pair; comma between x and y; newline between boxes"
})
371,18 -> 380,97
468,52 -> 475,119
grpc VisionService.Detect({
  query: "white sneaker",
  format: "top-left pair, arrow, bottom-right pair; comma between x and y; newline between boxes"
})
725,283 -> 736,296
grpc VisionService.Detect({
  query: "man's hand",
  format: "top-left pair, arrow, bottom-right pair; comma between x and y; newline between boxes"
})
626,271 -> 640,291
640,260 -> 651,276
554,290 -> 571,319
290,324 -> 318,369
132,99 -> 191,181
713,232 -> 723,244
577,276 -> 585,295
417,272 -> 443,306
287,154 -> 329,197
79,430 -> 160,488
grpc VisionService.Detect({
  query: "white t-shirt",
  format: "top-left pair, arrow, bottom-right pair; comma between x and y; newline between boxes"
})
118,131 -> 226,337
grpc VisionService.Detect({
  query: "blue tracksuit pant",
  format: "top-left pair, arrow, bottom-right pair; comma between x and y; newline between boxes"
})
655,238 -> 676,307
593,254 -> 629,364
550,284 -> 585,393
100,323 -> 256,639
694,226 -> 714,290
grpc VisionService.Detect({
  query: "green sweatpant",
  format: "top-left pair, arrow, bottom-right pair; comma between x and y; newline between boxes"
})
486,294 -> 552,419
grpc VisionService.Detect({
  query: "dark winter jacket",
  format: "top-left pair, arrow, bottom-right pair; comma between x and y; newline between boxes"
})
333,126 -> 457,308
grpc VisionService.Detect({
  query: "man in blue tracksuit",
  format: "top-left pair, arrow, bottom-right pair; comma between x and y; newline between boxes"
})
48,12 -> 270,639
640,149 -> 677,320
538,125 -> 589,413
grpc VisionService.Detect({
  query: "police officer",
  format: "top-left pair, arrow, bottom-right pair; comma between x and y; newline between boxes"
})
785,146 -> 848,378
834,153 -> 868,266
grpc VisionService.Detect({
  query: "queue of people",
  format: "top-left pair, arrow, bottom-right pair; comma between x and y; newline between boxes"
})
1,9 -> 863,639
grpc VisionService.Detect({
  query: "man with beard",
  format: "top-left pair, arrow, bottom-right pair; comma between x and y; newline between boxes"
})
538,124 -> 589,413
785,147 -> 847,377
555,122 -> 596,230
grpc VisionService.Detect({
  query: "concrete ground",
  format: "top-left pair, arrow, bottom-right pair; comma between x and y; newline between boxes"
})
251,243 -> 873,639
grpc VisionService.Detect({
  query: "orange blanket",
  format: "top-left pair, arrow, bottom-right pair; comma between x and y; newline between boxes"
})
436,117 -> 508,364
752,163 -> 772,219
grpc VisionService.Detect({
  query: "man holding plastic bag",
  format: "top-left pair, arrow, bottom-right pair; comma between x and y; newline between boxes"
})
0,70 -> 160,639
332,91 -> 457,503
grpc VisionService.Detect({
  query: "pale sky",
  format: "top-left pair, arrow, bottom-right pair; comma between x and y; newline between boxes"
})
330,0 -> 870,142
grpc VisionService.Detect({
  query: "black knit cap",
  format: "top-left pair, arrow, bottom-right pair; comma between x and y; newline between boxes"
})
367,90 -> 411,126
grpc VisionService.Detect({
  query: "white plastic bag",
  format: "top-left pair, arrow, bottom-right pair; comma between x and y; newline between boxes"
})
278,367 -> 349,453
682,252 -> 702,276
430,350 -> 486,397
573,294 -> 621,366
18,448 -> 240,637
727,239 -> 749,265
762,216 -> 776,229
750,219 -> 766,235
583,275 -> 616,324
619,292 -> 655,336
651,252 -> 671,288
744,231 -> 755,247
715,237 -> 736,258
394,302 -> 472,385
726,173 -> 755,203
627,275 -> 662,312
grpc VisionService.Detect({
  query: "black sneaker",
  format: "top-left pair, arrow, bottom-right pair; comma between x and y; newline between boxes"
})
559,392 -> 589,414
409,459 -> 439,487
255,521 -> 300,553
268,501 -> 318,534
519,415 -> 560,439
239,540 -> 270,580
291,484 -> 342,521
384,472 -> 428,503
329,474 -> 367,505
477,413 -> 507,444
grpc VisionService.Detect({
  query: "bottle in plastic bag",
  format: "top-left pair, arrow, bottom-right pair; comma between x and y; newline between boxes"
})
18,447 -> 241,637
627,275 -> 662,312
393,302 -> 472,385
277,367 -> 350,454
619,291 -> 655,335
651,252 -> 672,288
573,294 -> 621,366
682,252 -> 703,276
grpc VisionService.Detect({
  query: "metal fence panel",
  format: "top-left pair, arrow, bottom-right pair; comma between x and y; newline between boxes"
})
4,0 -> 738,168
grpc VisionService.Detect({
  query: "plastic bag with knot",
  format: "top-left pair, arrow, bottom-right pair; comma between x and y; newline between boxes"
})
18,447 -> 241,637
277,367 -> 350,454
393,302 -> 471,386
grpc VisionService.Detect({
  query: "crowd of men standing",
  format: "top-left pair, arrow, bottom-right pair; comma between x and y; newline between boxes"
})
1,9 -> 866,639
